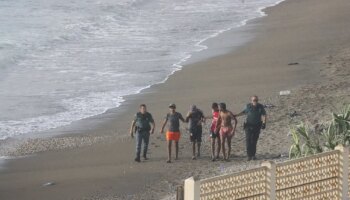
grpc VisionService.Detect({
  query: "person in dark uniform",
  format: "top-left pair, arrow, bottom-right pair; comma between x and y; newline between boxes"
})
129,104 -> 155,162
236,96 -> 267,161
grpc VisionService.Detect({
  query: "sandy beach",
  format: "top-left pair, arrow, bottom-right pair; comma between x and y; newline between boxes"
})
1,0 -> 350,199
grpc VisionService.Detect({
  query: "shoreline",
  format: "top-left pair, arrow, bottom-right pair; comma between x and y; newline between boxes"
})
1,0 -> 350,199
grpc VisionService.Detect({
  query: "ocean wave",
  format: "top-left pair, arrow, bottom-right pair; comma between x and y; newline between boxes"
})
0,0 -> 285,141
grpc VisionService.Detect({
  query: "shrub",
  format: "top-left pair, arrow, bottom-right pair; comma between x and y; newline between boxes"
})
289,105 -> 350,159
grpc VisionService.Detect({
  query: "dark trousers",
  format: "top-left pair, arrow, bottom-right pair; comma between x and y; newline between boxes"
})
136,131 -> 150,158
245,126 -> 261,157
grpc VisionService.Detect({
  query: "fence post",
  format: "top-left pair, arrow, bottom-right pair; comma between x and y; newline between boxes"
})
184,176 -> 200,200
261,161 -> 276,200
335,145 -> 349,200
176,184 -> 184,200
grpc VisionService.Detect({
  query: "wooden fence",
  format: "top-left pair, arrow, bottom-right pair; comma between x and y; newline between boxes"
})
181,145 -> 349,200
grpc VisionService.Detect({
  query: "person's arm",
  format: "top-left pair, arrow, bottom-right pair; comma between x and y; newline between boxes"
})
261,113 -> 267,129
150,121 -> 155,134
149,114 -> 155,134
261,105 -> 267,129
230,112 -> 238,133
130,120 -> 136,138
185,112 -> 191,123
160,118 -> 168,133
180,113 -> 186,123
235,110 -> 246,117
262,114 -> 267,124
215,114 -> 221,133
236,104 -> 249,117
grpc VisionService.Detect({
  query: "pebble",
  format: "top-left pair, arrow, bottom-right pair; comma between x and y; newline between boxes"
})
42,182 -> 56,187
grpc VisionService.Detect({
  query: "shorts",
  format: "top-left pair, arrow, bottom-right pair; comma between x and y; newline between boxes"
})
190,127 -> 202,143
220,127 -> 234,138
210,131 -> 219,139
166,131 -> 180,141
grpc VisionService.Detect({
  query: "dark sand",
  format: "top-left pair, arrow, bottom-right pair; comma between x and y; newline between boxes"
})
1,0 -> 350,199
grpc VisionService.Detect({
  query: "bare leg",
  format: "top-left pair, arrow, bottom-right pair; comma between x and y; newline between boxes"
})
211,138 -> 216,159
167,140 -> 172,162
216,137 -> 221,159
197,142 -> 201,157
221,135 -> 226,160
227,136 -> 232,161
175,141 -> 179,160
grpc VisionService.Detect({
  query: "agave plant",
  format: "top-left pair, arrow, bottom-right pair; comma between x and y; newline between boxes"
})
299,123 -> 322,156
289,105 -> 350,159
322,123 -> 343,151
332,105 -> 350,144
289,122 -> 322,158
289,127 -> 302,158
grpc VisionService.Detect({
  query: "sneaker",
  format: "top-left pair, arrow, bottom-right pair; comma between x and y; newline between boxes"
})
247,157 -> 252,161
134,157 -> 141,162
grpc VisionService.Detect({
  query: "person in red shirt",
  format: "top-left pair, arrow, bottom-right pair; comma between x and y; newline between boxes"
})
206,103 -> 221,161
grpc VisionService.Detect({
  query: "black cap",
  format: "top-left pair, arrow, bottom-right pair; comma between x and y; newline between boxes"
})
169,103 -> 176,108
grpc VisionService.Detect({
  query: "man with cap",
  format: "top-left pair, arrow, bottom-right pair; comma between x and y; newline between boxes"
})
160,103 -> 186,163
185,105 -> 205,160
236,95 -> 267,161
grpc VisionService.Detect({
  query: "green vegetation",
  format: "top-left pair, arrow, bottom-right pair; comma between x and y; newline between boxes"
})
289,105 -> 350,159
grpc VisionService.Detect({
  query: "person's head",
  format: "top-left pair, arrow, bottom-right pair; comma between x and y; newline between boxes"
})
139,104 -> 147,114
219,102 -> 226,112
251,95 -> 259,106
169,103 -> 176,112
190,105 -> 197,112
212,102 -> 218,111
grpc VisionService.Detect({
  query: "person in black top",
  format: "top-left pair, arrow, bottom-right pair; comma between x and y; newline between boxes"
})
236,96 -> 267,161
160,103 -> 186,163
186,105 -> 205,160
129,104 -> 155,162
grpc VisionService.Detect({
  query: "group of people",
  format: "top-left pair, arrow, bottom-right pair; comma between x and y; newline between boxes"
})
129,95 -> 267,163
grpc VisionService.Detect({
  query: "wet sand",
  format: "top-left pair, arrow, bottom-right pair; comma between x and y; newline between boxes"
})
1,0 -> 350,199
